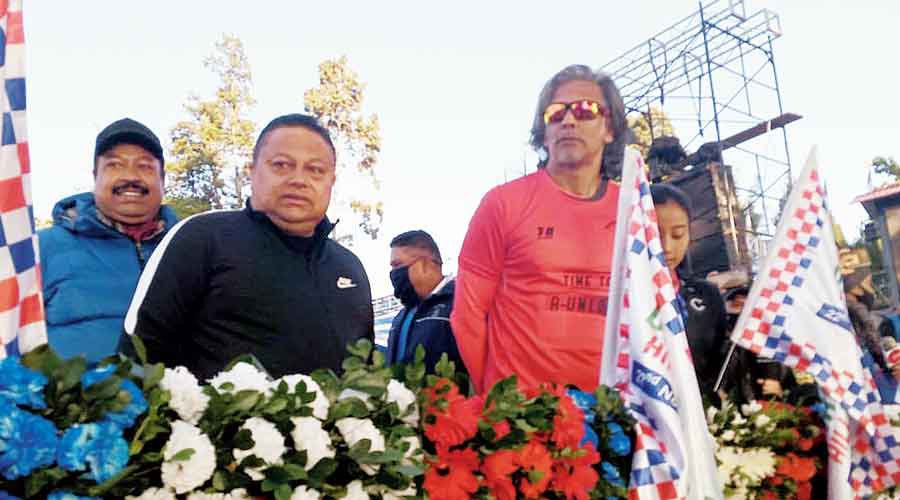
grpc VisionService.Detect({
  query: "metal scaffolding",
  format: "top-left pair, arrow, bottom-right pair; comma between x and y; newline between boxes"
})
600,0 -> 793,255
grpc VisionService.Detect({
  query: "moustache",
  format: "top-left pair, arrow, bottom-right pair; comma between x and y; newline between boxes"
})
112,181 -> 150,195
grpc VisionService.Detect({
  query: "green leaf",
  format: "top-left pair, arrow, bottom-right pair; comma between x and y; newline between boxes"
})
213,469 -> 229,490
347,438 -> 372,460
23,466 -> 67,498
274,483 -> 293,500
330,397 -> 369,420
170,448 -> 196,462
130,334 -> 148,365
21,344 -> 63,377
56,356 -> 87,393
264,397 -> 288,415
234,428 -> 255,450
143,362 -> 165,391
84,375 -> 124,401
86,464 -> 140,496
435,353 -> 456,379
307,457 -> 338,483
227,390 -> 261,414
396,464 -> 424,477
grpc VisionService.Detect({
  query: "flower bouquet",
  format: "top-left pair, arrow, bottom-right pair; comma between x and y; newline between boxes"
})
706,398 -> 825,500
418,358 -> 634,500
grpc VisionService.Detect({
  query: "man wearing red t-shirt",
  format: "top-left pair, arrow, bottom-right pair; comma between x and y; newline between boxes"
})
451,65 -> 633,393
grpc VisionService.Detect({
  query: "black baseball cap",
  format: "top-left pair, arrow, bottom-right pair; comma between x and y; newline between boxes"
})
94,118 -> 164,167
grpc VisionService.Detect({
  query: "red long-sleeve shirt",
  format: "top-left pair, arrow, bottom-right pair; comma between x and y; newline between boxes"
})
451,169 -> 619,393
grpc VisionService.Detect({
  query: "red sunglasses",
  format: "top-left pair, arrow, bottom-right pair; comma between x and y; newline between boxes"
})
543,100 -> 609,124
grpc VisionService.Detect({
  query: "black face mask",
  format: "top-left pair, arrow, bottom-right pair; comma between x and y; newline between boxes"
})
390,265 -> 420,308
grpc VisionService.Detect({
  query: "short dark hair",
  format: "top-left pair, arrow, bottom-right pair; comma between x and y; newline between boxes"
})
650,183 -> 693,219
252,113 -> 336,164
529,64 -> 634,177
390,230 -> 442,265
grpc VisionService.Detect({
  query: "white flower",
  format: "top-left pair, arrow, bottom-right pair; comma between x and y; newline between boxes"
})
291,485 -> 322,500
706,405 -> 718,425
754,414 -> 772,429
381,485 -> 416,500
731,412 -> 747,426
338,388 -> 375,410
161,366 -> 210,425
399,435 -> 421,465
126,488 -> 177,500
386,380 -> 419,426
344,480 -> 370,500
161,421 -> 217,494
720,430 -> 735,442
208,362 -> 271,395
187,490 -> 251,500
739,447 -> 777,482
290,416 -> 335,470
233,417 -> 286,480
335,417 -> 385,475
276,374 -> 329,420
740,401 -> 762,416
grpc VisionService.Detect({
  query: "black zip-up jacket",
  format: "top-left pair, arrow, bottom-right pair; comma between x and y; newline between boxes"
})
680,278 -> 729,402
120,203 -> 374,380
385,278 -> 466,375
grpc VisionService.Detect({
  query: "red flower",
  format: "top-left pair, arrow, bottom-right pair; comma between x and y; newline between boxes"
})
550,445 -> 600,500
426,395 -> 482,448
759,491 -> 778,500
517,440 -> 554,498
424,446 -> 481,500
492,420 -> 511,440
776,453 -> 817,482
796,480 -> 812,500
798,437 -> 815,452
552,390 -> 586,450
482,449 -> 518,500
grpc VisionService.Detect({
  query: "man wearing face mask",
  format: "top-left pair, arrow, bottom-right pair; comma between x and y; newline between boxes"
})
385,230 -> 465,375
38,118 -> 178,363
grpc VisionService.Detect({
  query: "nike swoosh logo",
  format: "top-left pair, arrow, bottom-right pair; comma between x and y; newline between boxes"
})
336,277 -> 357,289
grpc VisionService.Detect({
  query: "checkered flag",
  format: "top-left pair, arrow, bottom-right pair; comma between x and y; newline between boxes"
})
601,148 -> 722,500
730,148 -> 900,499
0,0 -> 46,359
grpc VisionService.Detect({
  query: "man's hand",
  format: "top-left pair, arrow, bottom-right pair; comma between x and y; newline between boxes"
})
757,378 -> 784,397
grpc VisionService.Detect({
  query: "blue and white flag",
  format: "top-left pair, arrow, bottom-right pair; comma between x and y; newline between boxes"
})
0,0 -> 45,359
601,148 -> 722,500
730,148 -> 900,499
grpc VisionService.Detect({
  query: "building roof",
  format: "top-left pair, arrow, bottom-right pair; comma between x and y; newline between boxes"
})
854,183 -> 900,204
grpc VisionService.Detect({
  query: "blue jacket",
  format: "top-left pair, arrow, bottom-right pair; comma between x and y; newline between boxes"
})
385,278 -> 466,375
38,192 -> 178,363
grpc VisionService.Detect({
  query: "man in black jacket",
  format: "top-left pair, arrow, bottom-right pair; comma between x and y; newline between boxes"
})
120,114 -> 374,379
386,230 -> 465,374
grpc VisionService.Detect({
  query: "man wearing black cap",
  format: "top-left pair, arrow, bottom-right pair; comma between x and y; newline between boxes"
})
38,118 -> 178,363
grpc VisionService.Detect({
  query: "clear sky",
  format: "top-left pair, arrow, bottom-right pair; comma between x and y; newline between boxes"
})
22,0 -> 900,297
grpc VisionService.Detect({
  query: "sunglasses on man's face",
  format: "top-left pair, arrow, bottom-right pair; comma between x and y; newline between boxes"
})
542,100 -> 609,125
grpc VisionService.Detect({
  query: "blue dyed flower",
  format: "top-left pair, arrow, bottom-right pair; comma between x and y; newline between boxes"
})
0,356 -> 48,409
57,422 -> 129,483
606,421 -> 623,435
0,399 -> 59,479
608,430 -> 631,456
81,365 -> 147,430
47,492 -> 101,500
567,389 -> 598,424
582,424 -> 600,449
811,402 -> 828,418
0,491 -> 24,500
601,461 -> 625,487
81,364 -> 116,387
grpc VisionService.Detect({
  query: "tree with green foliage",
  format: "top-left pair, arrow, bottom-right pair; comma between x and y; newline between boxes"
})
872,156 -> 900,182
303,56 -> 383,246
628,107 -> 676,158
166,35 -> 257,219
